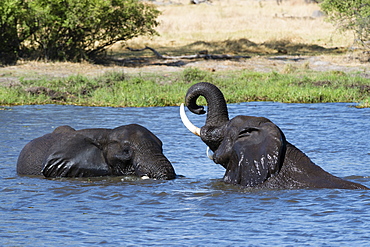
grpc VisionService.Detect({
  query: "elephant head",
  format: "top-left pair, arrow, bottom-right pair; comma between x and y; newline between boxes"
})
17,124 -> 176,180
180,82 -> 284,186
180,82 -> 368,189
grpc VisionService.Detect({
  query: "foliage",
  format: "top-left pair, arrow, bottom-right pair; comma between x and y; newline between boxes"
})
0,0 -> 36,64
321,0 -> 370,48
182,67 -> 211,82
0,0 -> 160,63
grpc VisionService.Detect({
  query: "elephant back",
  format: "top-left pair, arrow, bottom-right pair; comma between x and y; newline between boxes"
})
17,133 -> 62,175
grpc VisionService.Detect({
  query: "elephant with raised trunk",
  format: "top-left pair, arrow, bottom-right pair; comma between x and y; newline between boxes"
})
180,82 -> 368,189
17,124 -> 176,180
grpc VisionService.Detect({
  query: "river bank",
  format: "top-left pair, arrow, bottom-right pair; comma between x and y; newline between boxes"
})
1,0 -> 369,107
1,54 -> 369,108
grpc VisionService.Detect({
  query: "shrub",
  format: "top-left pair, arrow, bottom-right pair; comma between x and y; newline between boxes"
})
0,0 -> 160,64
0,0 -> 36,64
321,0 -> 370,48
182,67 -> 210,82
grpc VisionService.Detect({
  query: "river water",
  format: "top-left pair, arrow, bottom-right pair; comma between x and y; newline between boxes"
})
1,103 -> 369,246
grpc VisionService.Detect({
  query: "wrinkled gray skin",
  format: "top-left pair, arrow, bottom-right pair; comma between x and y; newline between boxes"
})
17,124 -> 176,179
184,82 -> 368,189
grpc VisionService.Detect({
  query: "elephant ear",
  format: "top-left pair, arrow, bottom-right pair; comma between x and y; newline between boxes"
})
222,121 -> 286,187
42,134 -> 111,178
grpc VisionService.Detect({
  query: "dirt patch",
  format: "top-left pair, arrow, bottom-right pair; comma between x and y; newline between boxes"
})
0,54 -> 369,86
111,53 -> 369,75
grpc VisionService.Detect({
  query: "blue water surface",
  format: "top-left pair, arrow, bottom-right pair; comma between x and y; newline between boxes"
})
1,103 -> 369,246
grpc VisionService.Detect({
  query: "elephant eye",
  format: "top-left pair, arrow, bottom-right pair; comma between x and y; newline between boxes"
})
238,128 -> 258,138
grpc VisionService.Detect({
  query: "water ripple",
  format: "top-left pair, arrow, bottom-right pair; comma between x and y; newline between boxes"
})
0,103 -> 369,246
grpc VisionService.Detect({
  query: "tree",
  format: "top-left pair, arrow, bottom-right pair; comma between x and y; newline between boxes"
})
0,0 -> 160,64
0,0 -> 36,64
321,0 -> 370,49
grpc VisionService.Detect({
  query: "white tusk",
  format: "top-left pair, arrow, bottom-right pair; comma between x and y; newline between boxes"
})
206,146 -> 214,160
141,175 -> 150,180
180,103 -> 201,136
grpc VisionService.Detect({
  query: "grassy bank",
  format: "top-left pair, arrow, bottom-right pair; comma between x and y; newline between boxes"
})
1,68 -> 369,108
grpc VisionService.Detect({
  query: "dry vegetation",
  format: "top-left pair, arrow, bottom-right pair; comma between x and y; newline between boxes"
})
119,0 -> 358,57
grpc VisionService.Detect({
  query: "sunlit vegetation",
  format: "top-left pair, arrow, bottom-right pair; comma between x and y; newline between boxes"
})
1,68 -> 369,108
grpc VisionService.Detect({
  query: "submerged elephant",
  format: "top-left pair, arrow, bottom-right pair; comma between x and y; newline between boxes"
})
180,82 -> 368,189
17,124 -> 176,179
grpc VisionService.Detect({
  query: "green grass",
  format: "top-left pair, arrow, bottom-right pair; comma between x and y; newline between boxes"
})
1,68 -> 369,108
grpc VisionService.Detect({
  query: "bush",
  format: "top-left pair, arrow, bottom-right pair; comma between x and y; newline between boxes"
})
182,67 -> 210,82
321,0 -> 370,48
0,0 -> 160,64
0,0 -> 35,64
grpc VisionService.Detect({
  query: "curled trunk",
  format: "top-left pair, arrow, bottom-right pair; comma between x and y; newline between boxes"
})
184,82 -> 230,151
185,82 -> 229,127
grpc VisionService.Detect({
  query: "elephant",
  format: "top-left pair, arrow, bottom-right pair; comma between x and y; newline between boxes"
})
17,124 -> 176,180
180,82 -> 368,189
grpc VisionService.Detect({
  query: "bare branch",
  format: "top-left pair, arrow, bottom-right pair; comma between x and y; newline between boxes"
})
126,46 -> 251,60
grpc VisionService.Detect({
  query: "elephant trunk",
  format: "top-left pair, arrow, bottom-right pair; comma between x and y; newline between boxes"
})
185,82 -> 229,127
132,137 -> 176,180
184,82 -> 230,151
135,153 -> 176,180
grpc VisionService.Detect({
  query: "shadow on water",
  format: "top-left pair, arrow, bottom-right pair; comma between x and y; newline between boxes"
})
0,103 -> 369,246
